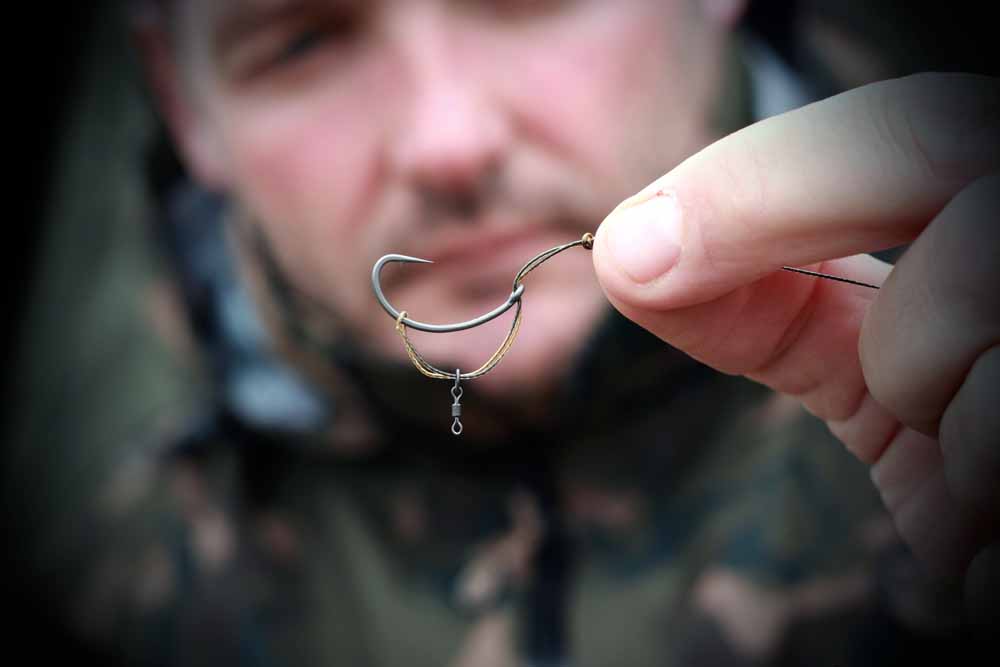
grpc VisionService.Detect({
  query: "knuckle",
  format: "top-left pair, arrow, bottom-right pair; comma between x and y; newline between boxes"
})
858,304 -> 897,412
928,171 -> 1000,331
939,344 -> 1000,510
865,73 -> 1000,185
859,166 -> 1000,436
858,283 -> 940,435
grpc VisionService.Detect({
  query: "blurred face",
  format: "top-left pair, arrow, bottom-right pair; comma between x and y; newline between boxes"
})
158,0 -> 737,397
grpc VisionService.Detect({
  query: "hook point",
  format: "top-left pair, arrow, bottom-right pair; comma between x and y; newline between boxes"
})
397,255 -> 434,265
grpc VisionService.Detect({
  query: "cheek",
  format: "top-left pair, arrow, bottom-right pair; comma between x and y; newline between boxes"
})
216,82 -> 386,310
229,95 -> 375,244
498,4 -> 716,194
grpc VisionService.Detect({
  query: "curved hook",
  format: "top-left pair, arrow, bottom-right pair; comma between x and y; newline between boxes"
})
372,254 -> 525,333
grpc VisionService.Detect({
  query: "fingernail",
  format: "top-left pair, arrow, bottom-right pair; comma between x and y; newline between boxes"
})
604,190 -> 682,284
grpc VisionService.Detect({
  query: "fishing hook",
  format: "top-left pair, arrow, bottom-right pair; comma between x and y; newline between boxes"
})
372,254 -> 525,333
372,233 -> 594,434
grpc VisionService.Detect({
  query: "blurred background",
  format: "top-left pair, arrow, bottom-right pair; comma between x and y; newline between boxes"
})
4,1 -> 998,664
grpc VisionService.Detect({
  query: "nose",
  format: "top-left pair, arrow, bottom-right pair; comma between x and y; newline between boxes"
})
388,12 -> 510,194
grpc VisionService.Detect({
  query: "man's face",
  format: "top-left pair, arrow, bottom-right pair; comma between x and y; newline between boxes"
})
162,0 -> 734,396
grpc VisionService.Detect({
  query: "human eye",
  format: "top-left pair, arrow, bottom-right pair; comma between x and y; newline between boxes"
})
269,12 -> 363,67
221,9 -> 366,82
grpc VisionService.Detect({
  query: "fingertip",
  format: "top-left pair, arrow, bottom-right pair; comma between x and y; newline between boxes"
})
592,189 -> 685,310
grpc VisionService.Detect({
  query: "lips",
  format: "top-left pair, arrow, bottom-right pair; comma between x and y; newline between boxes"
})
413,222 -> 575,275
415,224 -> 536,264
370,216 -> 584,304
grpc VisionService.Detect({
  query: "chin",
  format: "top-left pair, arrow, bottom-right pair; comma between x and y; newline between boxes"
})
467,352 -> 565,400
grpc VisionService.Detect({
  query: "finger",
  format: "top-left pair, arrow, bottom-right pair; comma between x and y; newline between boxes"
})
870,427 -> 990,577
860,172 -> 1000,437
594,195 -> 893,427
940,344 -> 1000,512
591,74 -> 1000,434
594,73 -> 1000,313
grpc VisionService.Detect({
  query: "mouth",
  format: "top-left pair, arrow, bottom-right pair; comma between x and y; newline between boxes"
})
411,223 -> 575,283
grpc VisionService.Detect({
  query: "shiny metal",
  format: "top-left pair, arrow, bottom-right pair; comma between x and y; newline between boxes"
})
372,254 -> 525,333
450,370 -> 464,436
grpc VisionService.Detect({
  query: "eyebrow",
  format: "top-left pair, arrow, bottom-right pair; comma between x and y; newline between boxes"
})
212,0 -> 313,55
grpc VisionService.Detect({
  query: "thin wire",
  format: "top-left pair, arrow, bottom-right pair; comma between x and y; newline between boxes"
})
396,304 -> 523,380
780,266 -> 881,290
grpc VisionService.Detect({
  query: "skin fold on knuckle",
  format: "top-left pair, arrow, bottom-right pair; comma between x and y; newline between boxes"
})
939,344 -> 1000,513
935,173 -> 1000,329
877,73 -> 1000,188
827,390 -> 903,465
872,429 -> 981,577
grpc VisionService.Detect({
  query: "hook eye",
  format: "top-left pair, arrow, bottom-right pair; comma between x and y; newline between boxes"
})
372,254 -> 525,333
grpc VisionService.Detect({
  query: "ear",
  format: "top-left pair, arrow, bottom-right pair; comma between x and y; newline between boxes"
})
701,0 -> 749,28
132,13 -> 230,190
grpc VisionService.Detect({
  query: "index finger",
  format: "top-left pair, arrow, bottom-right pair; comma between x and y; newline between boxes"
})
594,73 -> 1000,312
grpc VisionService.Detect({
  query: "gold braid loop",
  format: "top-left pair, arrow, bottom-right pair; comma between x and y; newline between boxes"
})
395,305 -> 523,380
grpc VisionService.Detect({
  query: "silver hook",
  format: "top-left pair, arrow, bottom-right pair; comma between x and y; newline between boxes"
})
372,254 -> 525,333
373,234 -> 595,436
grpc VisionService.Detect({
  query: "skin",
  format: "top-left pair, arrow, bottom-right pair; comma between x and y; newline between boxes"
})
144,0 -> 740,397
591,73 -> 1000,626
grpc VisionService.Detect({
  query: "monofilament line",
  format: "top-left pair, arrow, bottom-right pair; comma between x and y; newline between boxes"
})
781,266 -> 881,290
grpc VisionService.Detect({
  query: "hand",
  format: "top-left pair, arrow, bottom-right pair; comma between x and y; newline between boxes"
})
592,73 -> 1000,627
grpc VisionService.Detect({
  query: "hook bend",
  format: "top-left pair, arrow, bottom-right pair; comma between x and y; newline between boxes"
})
372,254 -> 525,333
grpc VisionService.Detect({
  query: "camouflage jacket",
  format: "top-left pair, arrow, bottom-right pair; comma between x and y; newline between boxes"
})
66,297 -> 977,667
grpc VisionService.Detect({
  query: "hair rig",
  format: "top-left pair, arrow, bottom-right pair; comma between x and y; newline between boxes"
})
372,232 -> 878,435
372,232 -> 593,435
